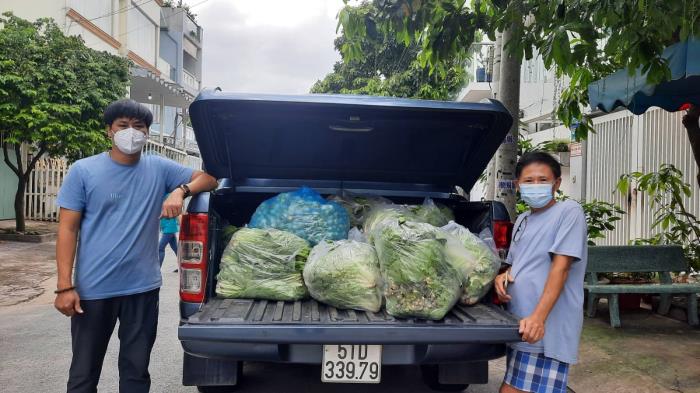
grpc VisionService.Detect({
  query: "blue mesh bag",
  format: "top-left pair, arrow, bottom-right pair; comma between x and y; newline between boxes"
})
249,187 -> 350,245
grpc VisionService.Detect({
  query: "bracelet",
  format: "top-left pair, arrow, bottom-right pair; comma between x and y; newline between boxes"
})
54,286 -> 76,294
179,184 -> 192,198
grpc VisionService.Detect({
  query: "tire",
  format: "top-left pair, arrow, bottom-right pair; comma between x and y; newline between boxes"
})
420,365 -> 470,392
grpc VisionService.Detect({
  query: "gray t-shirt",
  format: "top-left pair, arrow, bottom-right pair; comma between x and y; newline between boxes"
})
505,199 -> 588,364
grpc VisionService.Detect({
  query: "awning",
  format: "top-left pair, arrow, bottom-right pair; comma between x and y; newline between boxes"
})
588,37 -> 700,115
129,66 -> 194,108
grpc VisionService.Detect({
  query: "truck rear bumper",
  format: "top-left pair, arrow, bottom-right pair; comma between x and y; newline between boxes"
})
178,322 -> 521,344
181,340 -> 506,365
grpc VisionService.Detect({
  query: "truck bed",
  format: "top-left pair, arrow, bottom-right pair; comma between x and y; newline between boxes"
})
180,298 -> 521,344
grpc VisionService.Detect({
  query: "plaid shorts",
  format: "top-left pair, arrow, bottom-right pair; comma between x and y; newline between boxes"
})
504,347 -> 569,393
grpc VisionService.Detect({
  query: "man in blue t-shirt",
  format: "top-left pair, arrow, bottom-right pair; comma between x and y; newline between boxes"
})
54,99 -> 217,393
495,152 -> 588,393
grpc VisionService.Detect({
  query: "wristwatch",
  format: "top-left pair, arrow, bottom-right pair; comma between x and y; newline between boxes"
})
178,184 -> 192,198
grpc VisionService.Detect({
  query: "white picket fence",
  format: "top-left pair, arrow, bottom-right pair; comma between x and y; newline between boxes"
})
24,140 -> 203,221
24,157 -> 69,222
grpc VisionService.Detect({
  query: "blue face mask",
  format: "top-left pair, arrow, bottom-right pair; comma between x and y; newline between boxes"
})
519,183 -> 554,208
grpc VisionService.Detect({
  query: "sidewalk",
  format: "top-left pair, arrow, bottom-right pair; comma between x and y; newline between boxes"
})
571,305 -> 700,393
0,221 -> 58,306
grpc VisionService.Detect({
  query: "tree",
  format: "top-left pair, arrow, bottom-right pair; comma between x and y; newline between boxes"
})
338,0 -> 700,209
0,13 -> 130,232
312,3 -> 469,100
618,164 -> 700,270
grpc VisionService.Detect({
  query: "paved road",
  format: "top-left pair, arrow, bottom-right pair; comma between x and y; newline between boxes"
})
0,252 -> 507,393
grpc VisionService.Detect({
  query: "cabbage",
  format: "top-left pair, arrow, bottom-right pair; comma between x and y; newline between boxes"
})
303,240 -> 382,312
440,221 -> 501,305
373,220 -> 461,320
216,228 -> 310,301
249,187 -> 350,245
409,198 -> 455,227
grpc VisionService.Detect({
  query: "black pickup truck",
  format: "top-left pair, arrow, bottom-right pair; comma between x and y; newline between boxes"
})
177,91 -> 519,392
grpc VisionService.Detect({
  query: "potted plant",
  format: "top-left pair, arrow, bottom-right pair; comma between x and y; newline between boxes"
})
538,139 -> 571,166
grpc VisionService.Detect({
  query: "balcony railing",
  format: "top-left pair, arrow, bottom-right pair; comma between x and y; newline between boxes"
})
183,70 -> 200,92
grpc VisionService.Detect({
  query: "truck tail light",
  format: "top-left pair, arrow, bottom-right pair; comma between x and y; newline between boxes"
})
179,213 -> 209,303
492,219 -> 513,257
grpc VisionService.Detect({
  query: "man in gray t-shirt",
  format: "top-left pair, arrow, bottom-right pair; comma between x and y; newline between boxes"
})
495,152 -> 588,393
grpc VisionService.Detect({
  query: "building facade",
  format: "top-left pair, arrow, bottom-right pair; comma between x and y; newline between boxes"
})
0,0 -> 204,220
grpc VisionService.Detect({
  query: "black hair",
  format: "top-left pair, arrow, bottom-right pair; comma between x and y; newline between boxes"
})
103,99 -> 153,128
515,151 -> 562,179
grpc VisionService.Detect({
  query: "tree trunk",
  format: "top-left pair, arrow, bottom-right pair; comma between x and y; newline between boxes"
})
14,176 -> 26,233
682,106 -> 700,187
494,24 -> 522,220
484,33 -> 503,201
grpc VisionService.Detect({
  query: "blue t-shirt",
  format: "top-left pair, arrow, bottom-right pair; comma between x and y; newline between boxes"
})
57,152 -> 194,300
505,199 -> 588,364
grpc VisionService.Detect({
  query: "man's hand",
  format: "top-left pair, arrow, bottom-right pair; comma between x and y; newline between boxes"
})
54,289 -> 83,317
494,270 -> 514,302
519,314 -> 545,344
161,189 -> 185,218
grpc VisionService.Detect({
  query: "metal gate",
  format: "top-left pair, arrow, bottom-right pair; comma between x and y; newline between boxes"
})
585,108 -> 700,245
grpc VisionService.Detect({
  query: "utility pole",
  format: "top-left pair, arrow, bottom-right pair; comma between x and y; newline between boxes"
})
494,22 -> 522,220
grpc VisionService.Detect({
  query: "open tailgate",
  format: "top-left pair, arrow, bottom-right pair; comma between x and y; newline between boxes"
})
179,298 -> 521,344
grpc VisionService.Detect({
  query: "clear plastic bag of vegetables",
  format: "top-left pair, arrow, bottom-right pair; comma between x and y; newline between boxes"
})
327,191 -> 392,227
216,228 -> 311,301
303,240 -> 382,312
440,221 -> 501,305
409,198 -> 455,227
362,204 -> 415,243
373,220 -> 462,320
249,187 -> 350,245
362,199 -> 454,241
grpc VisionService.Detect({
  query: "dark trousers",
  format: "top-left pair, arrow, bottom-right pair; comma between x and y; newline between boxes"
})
158,233 -> 178,267
67,289 -> 159,393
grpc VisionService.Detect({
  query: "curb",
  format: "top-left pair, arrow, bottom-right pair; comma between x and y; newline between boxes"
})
0,233 -> 57,243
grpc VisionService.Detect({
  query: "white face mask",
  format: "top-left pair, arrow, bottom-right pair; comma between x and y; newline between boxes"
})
113,127 -> 147,155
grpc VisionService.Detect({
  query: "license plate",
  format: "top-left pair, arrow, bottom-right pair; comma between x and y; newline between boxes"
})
322,345 -> 382,383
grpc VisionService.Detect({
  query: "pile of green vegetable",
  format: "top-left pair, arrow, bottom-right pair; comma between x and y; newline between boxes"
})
216,188 -> 500,318
303,240 -> 382,312
439,222 -> 501,305
373,220 -> 462,320
216,227 -> 310,301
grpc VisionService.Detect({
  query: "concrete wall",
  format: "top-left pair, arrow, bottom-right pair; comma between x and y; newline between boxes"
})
0,148 -> 18,220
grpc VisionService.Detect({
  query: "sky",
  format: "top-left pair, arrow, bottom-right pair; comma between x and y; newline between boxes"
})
185,0 -> 347,94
